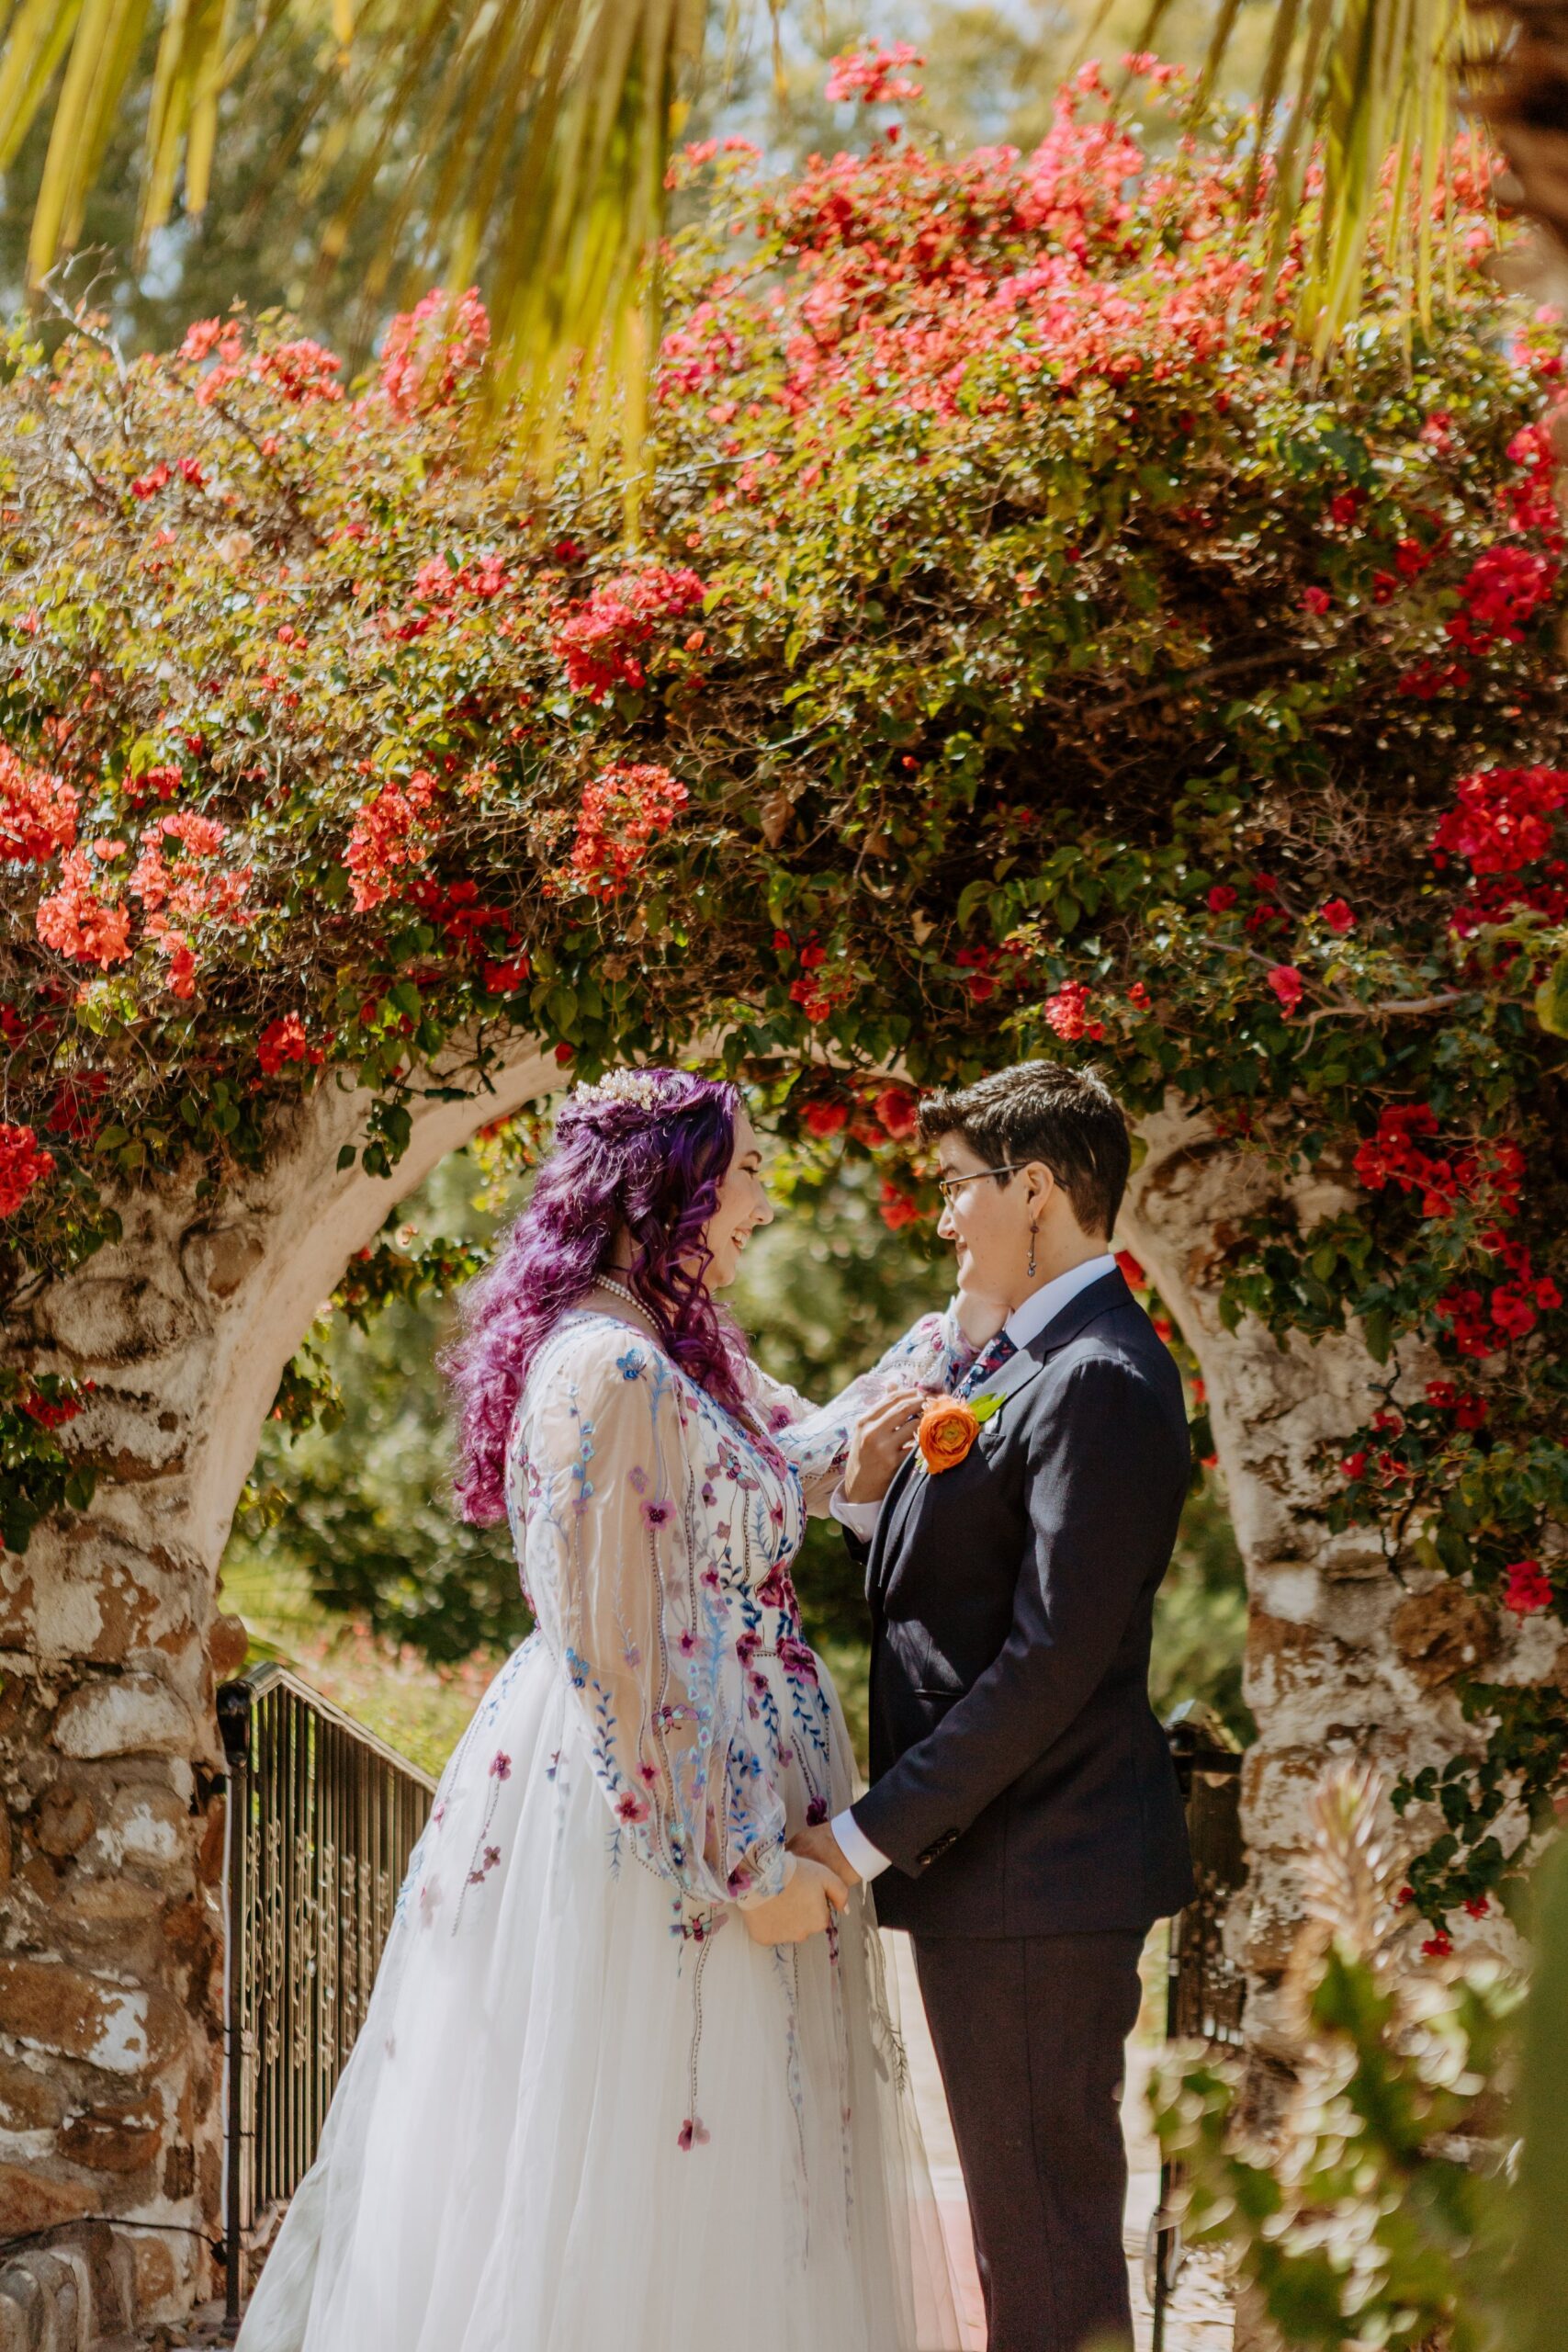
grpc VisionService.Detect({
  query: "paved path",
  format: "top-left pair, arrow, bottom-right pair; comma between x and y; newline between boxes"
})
891,1932 -> 1234,2352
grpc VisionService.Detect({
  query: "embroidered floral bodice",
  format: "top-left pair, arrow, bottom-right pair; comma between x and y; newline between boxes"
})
504,1306 -> 974,1912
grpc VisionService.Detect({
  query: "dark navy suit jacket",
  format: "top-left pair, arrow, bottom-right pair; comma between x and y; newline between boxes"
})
851,1268 -> 1196,1939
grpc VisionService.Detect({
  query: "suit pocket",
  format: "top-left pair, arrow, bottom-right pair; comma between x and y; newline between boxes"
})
912,1684 -> 963,1710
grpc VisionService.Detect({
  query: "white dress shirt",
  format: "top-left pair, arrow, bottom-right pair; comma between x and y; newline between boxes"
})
829,1251 -> 1118,1883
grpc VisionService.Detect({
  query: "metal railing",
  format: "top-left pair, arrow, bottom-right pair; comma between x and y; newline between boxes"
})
217,1665 -> 434,2331
1150,1702 -> 1249,2350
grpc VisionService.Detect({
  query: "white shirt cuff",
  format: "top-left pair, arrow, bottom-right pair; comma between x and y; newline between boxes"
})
832,1806 -> 891,1883
829,1484 -> 882,1544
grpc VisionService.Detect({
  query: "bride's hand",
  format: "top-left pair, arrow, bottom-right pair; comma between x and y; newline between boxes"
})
741,1856 -> 849,1945
843,1385 -> 928,1504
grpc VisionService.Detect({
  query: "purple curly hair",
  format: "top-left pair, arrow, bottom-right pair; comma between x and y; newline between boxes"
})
445,1069 -> 752,1523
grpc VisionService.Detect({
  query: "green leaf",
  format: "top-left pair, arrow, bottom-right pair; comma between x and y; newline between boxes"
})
1535,960 -> 1568,1039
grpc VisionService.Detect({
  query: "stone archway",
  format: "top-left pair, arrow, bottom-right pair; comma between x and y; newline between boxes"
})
0,1038 -> 553,2328
0,1065 -> 1513,2335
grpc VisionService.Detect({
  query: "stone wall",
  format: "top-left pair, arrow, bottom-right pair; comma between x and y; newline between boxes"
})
0,1044 -> 552,2333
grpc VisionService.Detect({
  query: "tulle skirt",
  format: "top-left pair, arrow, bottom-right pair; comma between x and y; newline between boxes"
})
236,1634 -> 960,2352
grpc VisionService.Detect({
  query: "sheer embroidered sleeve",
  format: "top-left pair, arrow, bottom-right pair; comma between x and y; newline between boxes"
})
745,1302 -> 977,1514
509,1323 -> 789,1909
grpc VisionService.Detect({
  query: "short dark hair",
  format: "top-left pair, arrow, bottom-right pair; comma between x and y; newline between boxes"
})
917,1061 -> 1131,1238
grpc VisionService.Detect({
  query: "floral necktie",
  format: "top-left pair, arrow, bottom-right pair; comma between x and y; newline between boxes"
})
958,1329 -> 1017,1398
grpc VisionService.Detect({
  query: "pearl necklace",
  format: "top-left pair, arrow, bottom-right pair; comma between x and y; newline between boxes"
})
591,1272 -> 660,1335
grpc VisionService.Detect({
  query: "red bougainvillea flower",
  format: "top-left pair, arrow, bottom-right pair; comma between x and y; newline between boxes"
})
1422,1929 -> 1454,1961
1206,884 -> 1237,913
803,1099 -> 849,1138
345,771 -> 444,912
1353,1105 -> 1525,1227
824,41 -> 925,107
0,744 -> 77,862
257,1014 -> 325,1077
36,847 -> 132,967
1503,1558 -> 1553,1615
1267,964 -> 1304,1014
0,1123 -> 53,1216
378,288 -> 491,416
552,567 -> 707,703
1431,765 -> 1568,916
1115,1249 -> 1146,1287
1447,544 -> 1561,652
1301,585 -> 1332,615
874,1085 -> 919,1140
878,1179 -> 922,1230
1320,898 -> 1356,933
570,763 -> 688,899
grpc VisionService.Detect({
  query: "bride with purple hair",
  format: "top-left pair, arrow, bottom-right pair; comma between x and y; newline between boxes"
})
238,1068 -> 972,2352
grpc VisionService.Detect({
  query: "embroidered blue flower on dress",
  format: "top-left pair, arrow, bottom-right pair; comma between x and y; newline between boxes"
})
616,1347 -> 645,1380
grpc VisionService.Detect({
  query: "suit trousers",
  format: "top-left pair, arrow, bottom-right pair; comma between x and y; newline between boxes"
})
912,1930 -> 1145,2352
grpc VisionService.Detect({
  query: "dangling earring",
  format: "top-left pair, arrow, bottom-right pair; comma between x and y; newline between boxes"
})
1027,1223 -> 1037,1281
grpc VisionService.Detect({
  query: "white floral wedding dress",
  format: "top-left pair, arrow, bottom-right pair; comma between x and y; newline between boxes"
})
237,1304 -> 971,2352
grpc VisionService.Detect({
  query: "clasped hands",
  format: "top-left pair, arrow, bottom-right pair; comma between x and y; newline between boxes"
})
742,1823 -> 861,1947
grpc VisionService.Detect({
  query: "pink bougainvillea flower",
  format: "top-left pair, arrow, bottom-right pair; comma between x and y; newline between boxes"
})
379,288 -> 491,416
824,42 -> 925,106
552,567 -> 706,704
37,847 -> 132,967
570,763 -> 687,899
345,771 -> 444,911
0,745 -> 77,863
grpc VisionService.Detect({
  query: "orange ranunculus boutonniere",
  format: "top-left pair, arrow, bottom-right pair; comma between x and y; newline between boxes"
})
916,1391 -> 1001,1475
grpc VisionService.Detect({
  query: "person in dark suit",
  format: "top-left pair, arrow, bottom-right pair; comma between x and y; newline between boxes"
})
789,1060 -> 1195,2352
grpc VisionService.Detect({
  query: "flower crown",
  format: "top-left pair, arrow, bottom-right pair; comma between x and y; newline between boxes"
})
568,1069 -> 663,1114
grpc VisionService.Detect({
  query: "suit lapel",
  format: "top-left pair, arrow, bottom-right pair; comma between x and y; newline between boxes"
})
867,1269 -> 1134,1600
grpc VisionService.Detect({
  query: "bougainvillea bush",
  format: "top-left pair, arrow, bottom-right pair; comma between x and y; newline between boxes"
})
1,56 -> 1566,1928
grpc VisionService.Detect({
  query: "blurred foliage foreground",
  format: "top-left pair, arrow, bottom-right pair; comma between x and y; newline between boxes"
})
224,1140 -> 1252,1774
1154,1762 -> 1568,2352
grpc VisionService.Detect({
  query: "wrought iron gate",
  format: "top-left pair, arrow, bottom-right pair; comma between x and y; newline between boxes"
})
1149,1702 -> 1248,2349
217,1666 -> 434,2327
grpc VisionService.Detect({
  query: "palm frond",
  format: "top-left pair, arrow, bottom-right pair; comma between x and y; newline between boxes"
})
1147,0 -> 1508,359
0,0 -> 1525,478
1,0 -> 705,481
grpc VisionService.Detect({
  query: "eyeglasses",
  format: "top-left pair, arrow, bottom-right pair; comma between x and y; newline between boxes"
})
935,1163 -> 1023,1204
